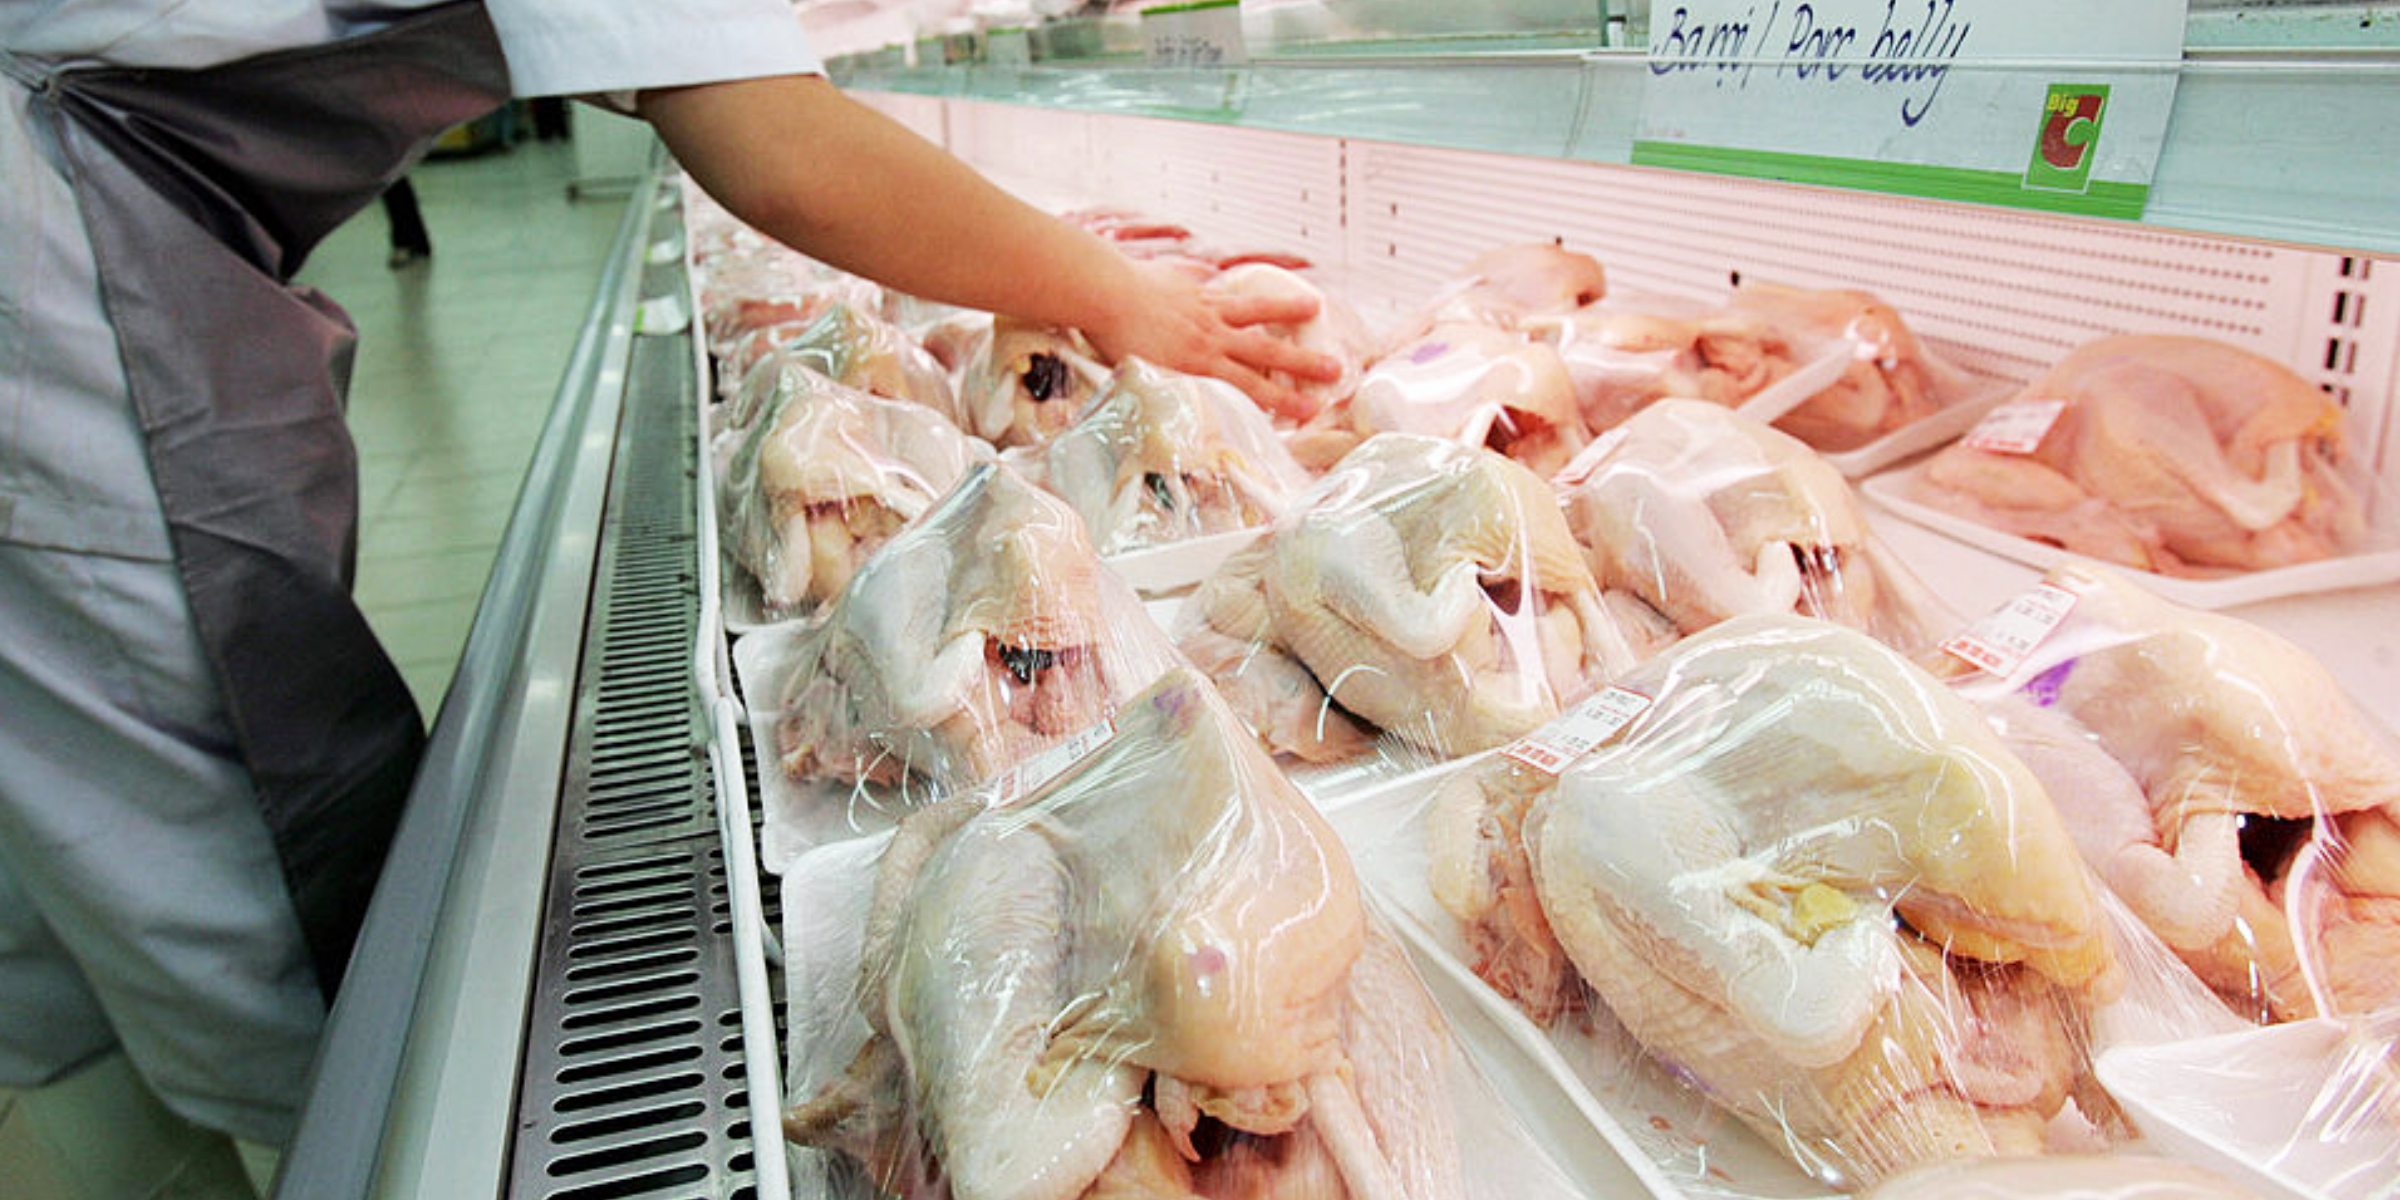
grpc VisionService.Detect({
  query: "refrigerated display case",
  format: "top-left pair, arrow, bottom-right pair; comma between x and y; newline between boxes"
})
278,7 -> 2400,1197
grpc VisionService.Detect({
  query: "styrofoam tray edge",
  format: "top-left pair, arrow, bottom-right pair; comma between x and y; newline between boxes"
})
1860,462 -> 2400,610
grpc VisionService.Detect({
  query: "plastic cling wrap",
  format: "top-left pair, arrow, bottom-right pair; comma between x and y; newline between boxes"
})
1036,358 -> 1314,557
1386,243 -> 1611,349
1858,1154 -> 2262,1199
776,668 -> 1591,1200
1525,295 -> 1805,436
1904,335 -> 2369,578
1716,282 -> 1980,454
1173,433 -> 1641,766
714,366 -> 989,620
1345,323 -> 1589,480
1933,562 -> 2400,1025
767,463 -> 1183,799
959,317 -> 1112,448
1557,400 -> 1954,656
1413,616 -> 2122,1190
720,303 -> 962,434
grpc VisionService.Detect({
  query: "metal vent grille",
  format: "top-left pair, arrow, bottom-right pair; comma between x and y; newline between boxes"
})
507,225 -> 764,1200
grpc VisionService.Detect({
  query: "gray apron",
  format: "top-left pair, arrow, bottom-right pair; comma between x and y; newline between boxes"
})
15,3 -> 512,993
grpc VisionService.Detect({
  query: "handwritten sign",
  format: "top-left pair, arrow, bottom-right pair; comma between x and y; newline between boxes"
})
1144,1 -> 1246,68
1634,1 -> 2186,219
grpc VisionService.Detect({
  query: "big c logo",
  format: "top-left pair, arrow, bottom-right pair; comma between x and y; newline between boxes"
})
2025,83 -> 2110,193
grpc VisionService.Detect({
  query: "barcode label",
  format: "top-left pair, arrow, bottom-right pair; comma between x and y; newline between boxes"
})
988,718 -> 1116,808
1501,687 -> 1653,775
1941,582 -> 2080,678
1961,398 -> 2067,455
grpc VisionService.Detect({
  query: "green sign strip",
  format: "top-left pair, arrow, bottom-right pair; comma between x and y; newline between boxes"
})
1141,0 -> 1239,15
1630,140 -> 2149,220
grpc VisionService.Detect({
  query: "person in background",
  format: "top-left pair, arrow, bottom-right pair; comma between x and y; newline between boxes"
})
529,94 -> 568,141
381,175 -> 433,267
0,3 -> 1337,1196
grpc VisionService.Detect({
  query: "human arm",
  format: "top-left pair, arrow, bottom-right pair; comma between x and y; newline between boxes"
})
635,74 -> 1339,415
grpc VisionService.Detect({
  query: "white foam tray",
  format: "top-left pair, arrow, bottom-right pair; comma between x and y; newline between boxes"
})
769,805 -> 1610,1200
1861,461 -> 2400,611
1320,769 -> 1844,1200
732,620 -> 914,874
1729,349 -> 2014,481
2096,1016 -> 2400,1200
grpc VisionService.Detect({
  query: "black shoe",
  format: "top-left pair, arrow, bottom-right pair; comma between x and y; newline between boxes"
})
388,246 -> 429,269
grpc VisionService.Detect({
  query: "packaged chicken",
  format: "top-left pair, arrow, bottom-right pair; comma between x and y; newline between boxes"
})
718,302 -> 961,434
1198,262 -> 1376,423
1900,335 -> 2370,580
1026,358 -> 1313,571
777,668 -> 1591,1200
1385,243 -> 1610,350
1932,562 -> 2400,1024
880,291 -> 997,377
693,234 -> 886,369
1557,400 -> 1954,656
1708,281 -> 1982,454
746,463 -> 1185,841
1526,294 -> 1811,435
1389,615 -> 2127,1190
958,316 -> 1112,448
1333,323 -> 1590,480
714,364 -> 989,622
1173,433 -> 1641,768
1859,1154 -> 2262,1200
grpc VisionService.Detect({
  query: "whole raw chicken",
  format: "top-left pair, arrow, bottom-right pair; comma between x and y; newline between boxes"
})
783,668 -> 1465,1200
720,302 -> 961,434
961,317 -> 1110,448
1912,335 -> 2366,575
1560,400 -> 1946,652
1945,563 -> 2400,1021
1426,616 -> 2117,1187
717,367 -> 988,616
1041,358 -> 1314,557
1387,243 -> 1610,348
1345,323 -> 1589,479
775,463 -> 1170,793
1175,434 -> 1639,762
1527,297 -> 1798,434
1723,281 -> 1967,451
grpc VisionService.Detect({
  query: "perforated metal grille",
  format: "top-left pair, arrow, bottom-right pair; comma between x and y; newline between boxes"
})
506,230 -> 765,1200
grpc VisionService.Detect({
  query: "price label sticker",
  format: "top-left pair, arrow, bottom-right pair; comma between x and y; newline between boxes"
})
1502,687 -> 1653,775
1961,398 -> 2067,455
988,718 -> 1116,808
1940,582 -> 2080,678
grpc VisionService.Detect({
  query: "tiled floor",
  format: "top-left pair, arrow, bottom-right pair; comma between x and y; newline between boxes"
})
301,136 -> 630,716
0,132 -> 632,1200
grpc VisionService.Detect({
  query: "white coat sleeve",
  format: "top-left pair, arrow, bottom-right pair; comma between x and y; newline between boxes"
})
481,0 -> 823,99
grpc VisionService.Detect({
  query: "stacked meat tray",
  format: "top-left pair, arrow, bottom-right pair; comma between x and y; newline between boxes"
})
685,183 -> 2400,1200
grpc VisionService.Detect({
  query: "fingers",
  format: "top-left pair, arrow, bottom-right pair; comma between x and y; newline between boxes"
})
1206,357 -> 1317,422
1206,288 -> 1321,329
1224,325 -> 1341,384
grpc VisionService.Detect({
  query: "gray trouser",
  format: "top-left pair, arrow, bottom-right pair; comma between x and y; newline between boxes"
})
0,81 -> 325,1149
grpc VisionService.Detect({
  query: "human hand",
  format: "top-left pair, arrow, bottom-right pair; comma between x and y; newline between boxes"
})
1083,261 -> 1345,421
